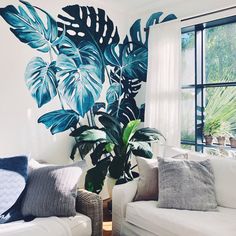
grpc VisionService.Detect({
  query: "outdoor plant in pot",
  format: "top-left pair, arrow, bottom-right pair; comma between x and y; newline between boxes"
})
229,136 -> 236,148
204,74 -> 236,146
70,112 -> 164,194
203,118 -> 222,145
214,121 -> 232,146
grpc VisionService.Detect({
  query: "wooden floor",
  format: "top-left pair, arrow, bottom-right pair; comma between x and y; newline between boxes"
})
103,199 -> 112,236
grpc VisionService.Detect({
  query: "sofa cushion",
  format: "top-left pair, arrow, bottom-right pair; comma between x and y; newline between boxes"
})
210,158 -> 236,209
0,212 -> 91,236
0,156 -> 28,223
158,158 -> 217,211
134,157 -> 158,201
134,147 -> 188,202
65,213 -> 92,236
21,160 -> 86,217
126,201 -> 236,236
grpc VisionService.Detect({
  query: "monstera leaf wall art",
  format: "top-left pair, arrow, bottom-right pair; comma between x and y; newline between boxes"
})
0,1 -> 176,154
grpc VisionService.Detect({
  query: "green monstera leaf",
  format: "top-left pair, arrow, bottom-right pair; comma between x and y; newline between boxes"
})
25,57 -> 57,108
0,0 -> 59,53
122,119 -> 141,146
85,158 -> 111,194
56,54 -> 103,117
76,129 -> 107,142
132,127 -> 165,142
129,141 -> 153,159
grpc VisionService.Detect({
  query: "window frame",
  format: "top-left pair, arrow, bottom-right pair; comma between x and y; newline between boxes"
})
181,15 -> 236,152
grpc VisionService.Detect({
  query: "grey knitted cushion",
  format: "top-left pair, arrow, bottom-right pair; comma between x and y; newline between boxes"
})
21,160 -> 85,217
158,158 -> 217,211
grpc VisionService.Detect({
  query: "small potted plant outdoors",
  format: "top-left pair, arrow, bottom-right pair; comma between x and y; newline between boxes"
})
70,112 -> 165,195
203,118 -> 221,145
215,121 -> 231,146
229,136 -> 236,148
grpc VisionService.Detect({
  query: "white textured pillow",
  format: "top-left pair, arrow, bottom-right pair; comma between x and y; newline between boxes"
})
210,158 -> 236,209
134,156 -> 158,201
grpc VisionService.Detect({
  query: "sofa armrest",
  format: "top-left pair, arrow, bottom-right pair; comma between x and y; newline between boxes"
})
112,180 -> 138,236
76,189 -> 103,236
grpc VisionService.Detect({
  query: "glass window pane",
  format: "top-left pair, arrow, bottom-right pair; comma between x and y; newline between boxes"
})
182,32 -> 195,85
204,87 -> 236,140
181,89 -> 195,141
205,22 -> 236,83
181,144 -> 195,151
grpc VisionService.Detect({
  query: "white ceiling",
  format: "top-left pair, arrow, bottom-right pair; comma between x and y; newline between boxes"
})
96,0 -> 236,17
97,0 -> 177,13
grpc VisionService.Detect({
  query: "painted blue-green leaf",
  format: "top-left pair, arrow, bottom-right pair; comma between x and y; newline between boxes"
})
57,37 -> 104,80
106,83 -> 122,105
93,102 -> 106,114
105,44 -> 148,82
162,14 -> 177,23
145,12 -> 163,29
38,109 -> 79,134
56,55 -> 103,117
104,44 -> 122,67
122,45 -> 147,80
78,41 -> 103,76
57,5 -> 120,53
57,35 -> 81,58
107,97 -> 140,126
109,67 -> 141,98
0,1 -> 58,52
25,57 -> 57,108
124,19 -> 143,46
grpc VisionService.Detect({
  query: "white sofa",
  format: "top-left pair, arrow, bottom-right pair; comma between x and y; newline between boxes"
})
0,190 -> 103,236
112,152 -> 236,236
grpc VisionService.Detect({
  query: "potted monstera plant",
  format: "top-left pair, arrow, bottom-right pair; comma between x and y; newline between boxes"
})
70,112 -> 164,194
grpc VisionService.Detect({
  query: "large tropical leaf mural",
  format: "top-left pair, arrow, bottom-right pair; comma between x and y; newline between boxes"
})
0,1 -> 176,191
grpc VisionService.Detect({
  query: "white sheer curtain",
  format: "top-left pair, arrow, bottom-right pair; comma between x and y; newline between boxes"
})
145,20 -> 181,147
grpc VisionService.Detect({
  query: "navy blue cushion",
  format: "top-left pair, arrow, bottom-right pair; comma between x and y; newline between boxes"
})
0,156 -> 28,223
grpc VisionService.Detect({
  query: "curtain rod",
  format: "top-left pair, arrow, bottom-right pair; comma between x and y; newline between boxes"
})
144,5 -> 236,31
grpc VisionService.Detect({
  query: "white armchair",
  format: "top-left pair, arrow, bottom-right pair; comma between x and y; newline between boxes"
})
112,180 -> 138,236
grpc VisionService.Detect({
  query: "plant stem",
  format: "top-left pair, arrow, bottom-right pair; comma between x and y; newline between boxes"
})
116,68 -> 123,118
90,109 -> 96,126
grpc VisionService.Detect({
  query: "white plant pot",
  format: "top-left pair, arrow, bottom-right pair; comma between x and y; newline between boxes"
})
106,175 -> 117,198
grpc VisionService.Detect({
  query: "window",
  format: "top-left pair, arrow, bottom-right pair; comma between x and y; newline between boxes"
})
181,16 -> 236,155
